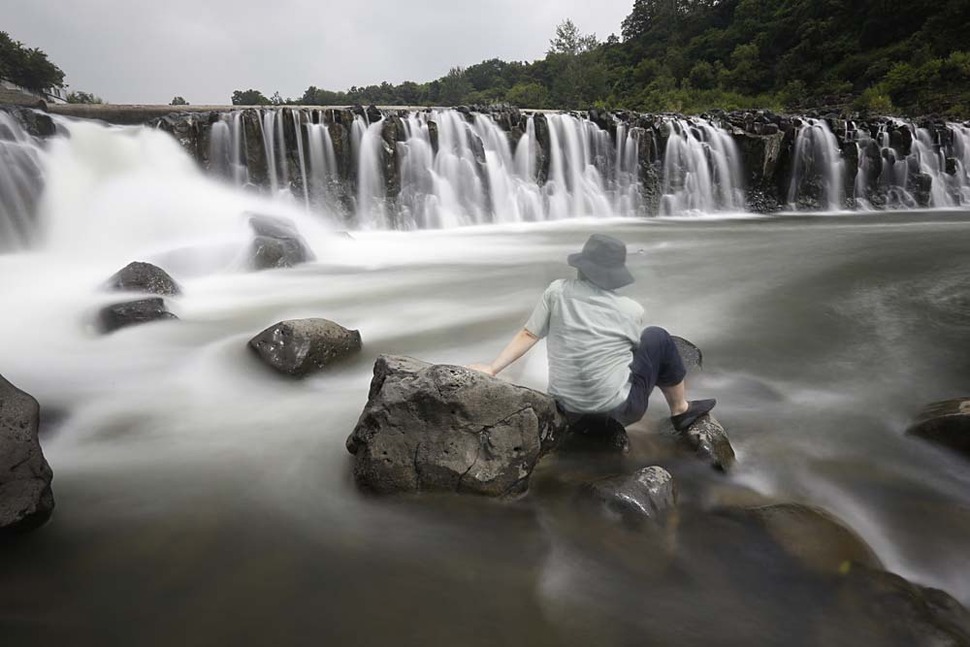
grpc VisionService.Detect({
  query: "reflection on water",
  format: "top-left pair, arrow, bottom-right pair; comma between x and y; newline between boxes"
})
2,206 -> 970,644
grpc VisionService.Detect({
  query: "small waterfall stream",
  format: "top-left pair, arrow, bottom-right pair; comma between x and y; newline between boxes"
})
0,111 -> 47,251
660,118 -> 744,215
788,118 -> 845,211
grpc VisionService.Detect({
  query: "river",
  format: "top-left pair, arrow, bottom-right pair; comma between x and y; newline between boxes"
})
0,116 -> 969,645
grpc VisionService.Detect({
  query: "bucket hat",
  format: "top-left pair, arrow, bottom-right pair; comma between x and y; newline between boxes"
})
567,234 -> 634,290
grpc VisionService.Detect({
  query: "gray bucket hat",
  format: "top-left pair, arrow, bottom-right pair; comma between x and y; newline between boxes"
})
567,234 -> 634,290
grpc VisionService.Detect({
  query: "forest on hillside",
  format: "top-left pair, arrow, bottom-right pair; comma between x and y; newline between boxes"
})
234,0 -> 970,117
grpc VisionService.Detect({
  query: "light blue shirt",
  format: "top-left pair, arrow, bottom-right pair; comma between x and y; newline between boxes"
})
524,279 -> 644,413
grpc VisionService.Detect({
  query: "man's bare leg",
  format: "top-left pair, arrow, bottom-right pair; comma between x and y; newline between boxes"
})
660,381 -> 689,416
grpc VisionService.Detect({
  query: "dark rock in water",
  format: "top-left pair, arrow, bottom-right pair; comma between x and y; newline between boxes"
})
722,503 -> 882,574
346,355 -> 567,496
945,157 -> 958,176
835,563 -> 970,645
913,173 -> 934,208
671,335 -> 703,373
559,413 -> 629,454
106,261 -> 181,296
662,414 -> 736,471
0,374 -> 54,534
248,215 -> 315,270
249,318 -> 362,377
99,298 -> 177,334
907,398 -> 970,460
581,466 -> 676,527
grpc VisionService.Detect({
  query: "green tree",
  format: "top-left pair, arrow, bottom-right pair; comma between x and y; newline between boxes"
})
170,96 -> 188,106
231,89 -> 271,105
506,82 -> 549,108
66,91 -> 104,104
548,19 -> 598,57
0,32 -> 65,92
438,67 -> 472,105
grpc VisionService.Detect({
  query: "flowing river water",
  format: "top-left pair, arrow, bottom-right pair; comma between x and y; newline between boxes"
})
1,117 -> 969,645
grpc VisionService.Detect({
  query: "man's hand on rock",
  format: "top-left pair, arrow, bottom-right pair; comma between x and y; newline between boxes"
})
466,363 -> 496,376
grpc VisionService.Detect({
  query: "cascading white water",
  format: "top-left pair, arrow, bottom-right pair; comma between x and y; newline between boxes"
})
949,123 -> 970,205
306,114 -> 338,210
209,111 -> 249,187
788,118 -> 845,211
0,111 -> 46,251
354,116 -> 387,229
912,127 -> 952,208
660,118 -> 744,215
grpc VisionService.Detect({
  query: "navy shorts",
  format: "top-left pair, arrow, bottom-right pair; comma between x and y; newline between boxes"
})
610,327 -> 687,426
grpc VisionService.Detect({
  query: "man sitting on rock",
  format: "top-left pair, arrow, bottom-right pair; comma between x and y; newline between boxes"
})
469,234 -> 714,431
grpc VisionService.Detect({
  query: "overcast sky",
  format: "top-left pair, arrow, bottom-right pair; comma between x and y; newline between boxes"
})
6,0 -> 633,105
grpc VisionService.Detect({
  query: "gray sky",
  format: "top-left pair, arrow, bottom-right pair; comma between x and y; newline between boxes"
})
5,0 -> 633,105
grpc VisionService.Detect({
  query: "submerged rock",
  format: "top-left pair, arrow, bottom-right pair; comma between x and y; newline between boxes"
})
834,563 -> 970,646
0,374 -> 54,533
346,355 -> 567,496
581,466 -> 676,527
906,398 -> 970,460
248,318 -> 362,377
98,297 -> 178,334
723,503 -> 882,574
106,261 -> 181,296
248,215 -> 315,270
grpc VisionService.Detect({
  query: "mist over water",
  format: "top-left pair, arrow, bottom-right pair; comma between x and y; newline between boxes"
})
1,116 -> 970,645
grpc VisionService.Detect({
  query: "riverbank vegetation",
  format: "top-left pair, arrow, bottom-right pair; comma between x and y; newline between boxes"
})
234,0 -> 970,118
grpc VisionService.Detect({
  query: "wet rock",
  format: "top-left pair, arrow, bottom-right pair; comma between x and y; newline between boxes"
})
0,374 -> 54,534
835,563 -> 970,645
672,335 -> 703,373
662,414 -> 736,471
724,503 -> 882,574
945,157 -> 958,176
106,261 -> 181,296
559,413 -> 629,454
248,215 -> 315,270
733,131 -> 785,197
346,355 -> 566,496
907,398 -> 970,460
99,298 -> 178,334
913,173 -> 934,208
581,466 -> 676,527
249,318 -> 362,377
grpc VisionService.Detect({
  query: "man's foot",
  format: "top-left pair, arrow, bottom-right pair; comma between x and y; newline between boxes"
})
671,399 -> 716,431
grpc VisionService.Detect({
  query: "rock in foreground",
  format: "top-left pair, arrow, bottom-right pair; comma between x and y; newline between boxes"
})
582,466 -> 676,527
0,374 -> 54,533
99,298 -> 178,334
106,261 -> 181,296
249,215 -> 315,270
346,355 -> 567,496
906,398 -> 970,460
249,318 -> 362,377
663,414 -> 736,472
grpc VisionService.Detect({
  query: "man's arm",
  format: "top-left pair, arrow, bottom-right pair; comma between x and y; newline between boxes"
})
468,328 -> 540,377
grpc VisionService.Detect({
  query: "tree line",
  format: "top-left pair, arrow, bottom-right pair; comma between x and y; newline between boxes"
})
233,0 -> 970,117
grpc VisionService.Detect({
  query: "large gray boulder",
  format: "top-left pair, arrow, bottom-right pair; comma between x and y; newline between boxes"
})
98,297 -> 178,334
249,318 -> 362,377
581,466 -> 676,527
346,355 -> 567,496
0,374 -> 54,533
907,398 -> 970,460
248,215 -> 315,270
106,261 -> 181,296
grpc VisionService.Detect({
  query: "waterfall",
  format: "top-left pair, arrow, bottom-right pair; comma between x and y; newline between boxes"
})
292,110 -> 310,209
209,111 -> 249,187
660,118 -> 744,215
355,116 -> 386,229
788,118 -> 844,211
0,111 -> 45,251
949,123 -> 970,205
306,114 -> 337,210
